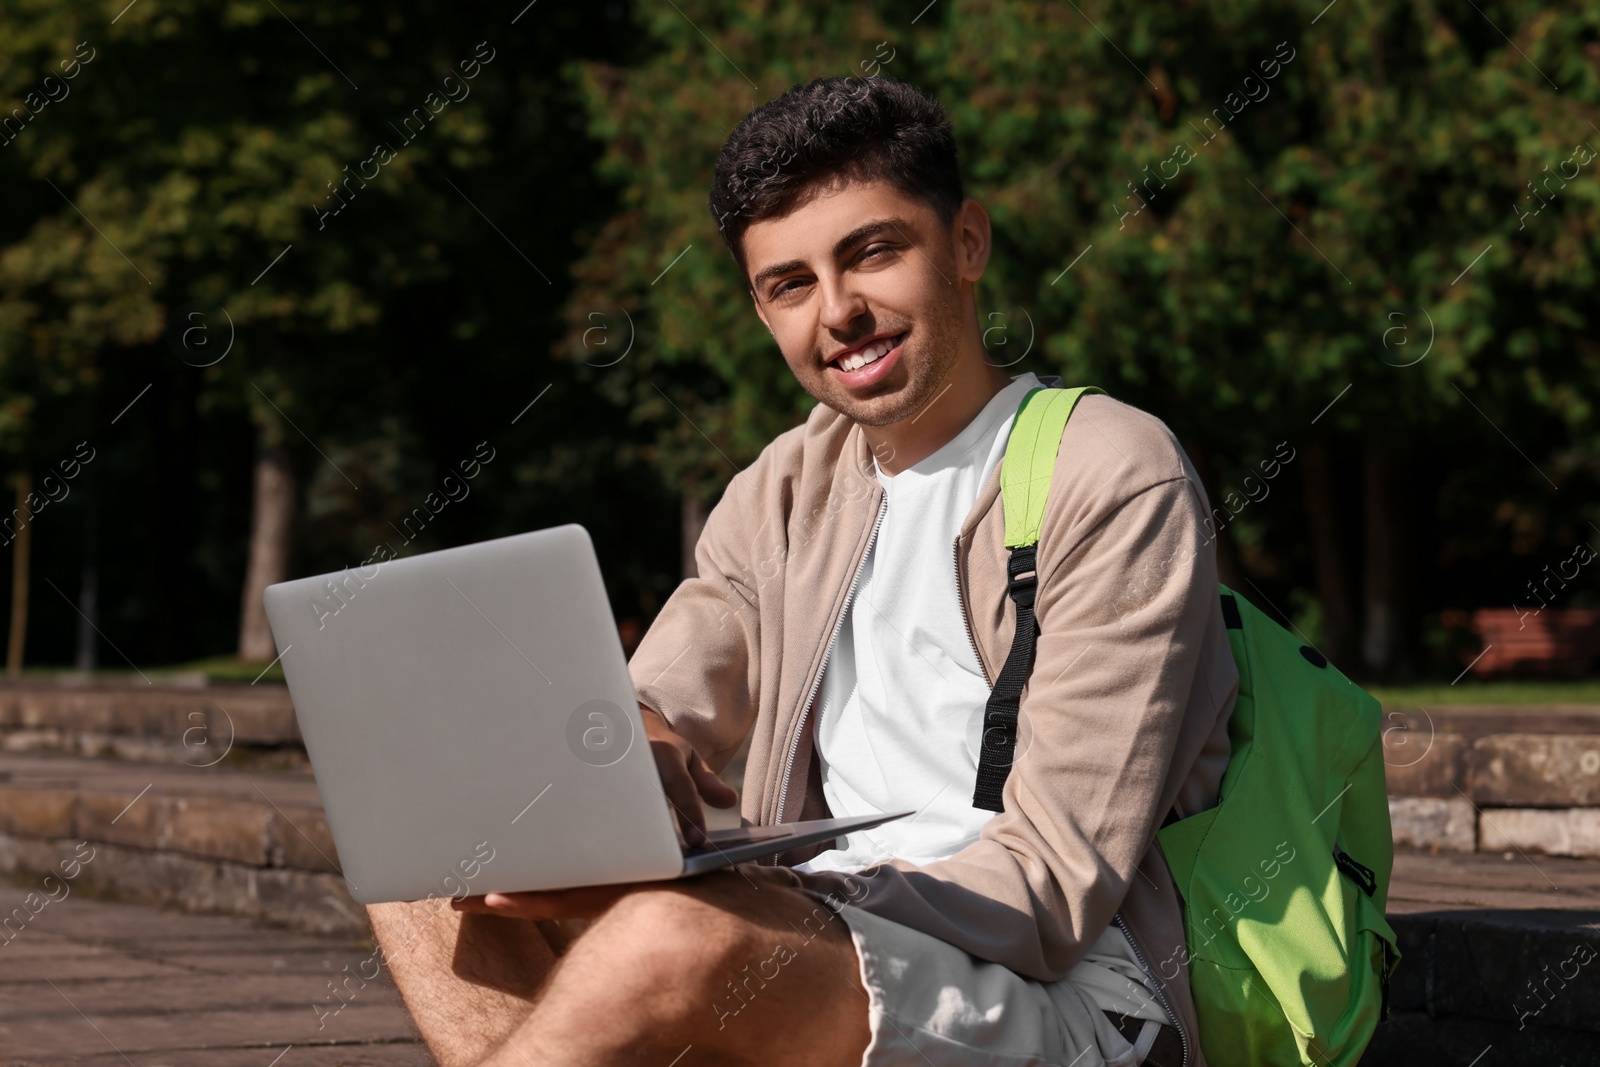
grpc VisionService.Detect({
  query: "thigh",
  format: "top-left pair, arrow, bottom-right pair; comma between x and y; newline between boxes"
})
535,864 -> 874,1067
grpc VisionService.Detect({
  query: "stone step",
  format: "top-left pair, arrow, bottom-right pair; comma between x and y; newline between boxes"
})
1380,705 -> 1600,805
0,680 -> 304,768
2,743 -> 1596,1060
1367,850 -> 1600,1064
0,750 -> 357,936
8,682 -> 1599,808
0,745 -> 748,938
12,684 -> 1600,793
1390,796 -> 1600,858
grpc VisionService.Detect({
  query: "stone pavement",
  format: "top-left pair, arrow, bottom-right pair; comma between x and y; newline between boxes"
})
1354,851 -> 1600,1065
3,848 -> 1596,1066
0,890 -> 426,1067
3,681 -> 1599,1063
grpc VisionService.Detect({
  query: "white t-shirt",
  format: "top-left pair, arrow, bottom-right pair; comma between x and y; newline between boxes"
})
791,372 -> 1169,1027
796,371 -> 1043,873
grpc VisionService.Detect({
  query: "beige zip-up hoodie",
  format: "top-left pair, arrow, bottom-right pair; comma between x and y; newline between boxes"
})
627,382 -> 1239,1066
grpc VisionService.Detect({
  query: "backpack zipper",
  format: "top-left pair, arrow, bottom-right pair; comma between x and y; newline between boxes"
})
1111,911 -> 1190,1067
768,491 -> 889,847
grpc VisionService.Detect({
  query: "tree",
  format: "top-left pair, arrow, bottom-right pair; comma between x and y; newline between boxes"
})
0,0 -> 656,665
563,0 -> 1600,679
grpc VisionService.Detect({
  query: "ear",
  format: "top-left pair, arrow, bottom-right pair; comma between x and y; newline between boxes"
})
953,197 -> 992,284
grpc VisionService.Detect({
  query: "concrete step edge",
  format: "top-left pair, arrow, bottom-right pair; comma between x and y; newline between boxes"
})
0,832 -> 365,938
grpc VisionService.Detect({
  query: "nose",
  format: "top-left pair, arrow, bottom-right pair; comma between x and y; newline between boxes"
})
816,269 -> 869,336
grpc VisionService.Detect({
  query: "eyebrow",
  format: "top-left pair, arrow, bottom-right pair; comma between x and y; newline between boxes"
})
749,216 -> 914,296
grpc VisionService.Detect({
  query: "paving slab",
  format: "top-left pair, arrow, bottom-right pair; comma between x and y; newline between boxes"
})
0,887 -> 425,1067
13,1045 -> 430,1067
1388,848 -> 1600,913
4,849 -> 1598,1065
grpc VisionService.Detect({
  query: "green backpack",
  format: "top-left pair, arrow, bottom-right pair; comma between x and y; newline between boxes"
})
974,384 -> 1400,1067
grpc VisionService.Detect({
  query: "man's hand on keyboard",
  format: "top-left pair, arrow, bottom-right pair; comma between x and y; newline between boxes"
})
639,702 -> 739,847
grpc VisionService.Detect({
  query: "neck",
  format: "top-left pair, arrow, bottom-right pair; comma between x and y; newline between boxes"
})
864,354 -> 1013,476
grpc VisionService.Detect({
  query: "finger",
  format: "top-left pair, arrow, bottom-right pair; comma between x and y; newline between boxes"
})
478,892 -> 559,919
688,751 -> 740,809
478,886 -> 630,921
658,760 -> 709,845
451,895 -> 504,915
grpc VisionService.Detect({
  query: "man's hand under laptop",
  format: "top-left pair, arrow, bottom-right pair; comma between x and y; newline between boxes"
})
451,702 -> 746,921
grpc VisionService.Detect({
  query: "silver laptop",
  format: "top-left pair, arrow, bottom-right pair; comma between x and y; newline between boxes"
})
263,524 -> 908,905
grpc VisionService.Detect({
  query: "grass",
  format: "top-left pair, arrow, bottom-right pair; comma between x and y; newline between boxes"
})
4,657 -> 285,685
1369,680 -> 1600,706
165,656 -> 286,684
10,662 -> 1598,704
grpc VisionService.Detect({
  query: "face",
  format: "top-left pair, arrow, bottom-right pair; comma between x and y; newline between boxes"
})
743,178 -> 986,428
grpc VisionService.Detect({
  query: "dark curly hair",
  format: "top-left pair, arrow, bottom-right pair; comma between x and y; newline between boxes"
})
709,76 -> 965,284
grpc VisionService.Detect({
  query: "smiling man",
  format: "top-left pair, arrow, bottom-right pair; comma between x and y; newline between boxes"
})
368,76 -> 1238,1067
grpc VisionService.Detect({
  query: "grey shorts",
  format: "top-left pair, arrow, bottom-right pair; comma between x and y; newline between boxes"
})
799,890 -> 1171,1067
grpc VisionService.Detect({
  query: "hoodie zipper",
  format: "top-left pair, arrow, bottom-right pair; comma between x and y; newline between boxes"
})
951,536 -> 988,682
1111,911 -> 1190,1067
769,491 -> 889,844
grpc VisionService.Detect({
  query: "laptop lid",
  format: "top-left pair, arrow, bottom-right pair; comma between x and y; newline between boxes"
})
264,525 -> 687,904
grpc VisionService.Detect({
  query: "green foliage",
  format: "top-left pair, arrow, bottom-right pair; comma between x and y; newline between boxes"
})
0,1 -> 675,665
565,0 -> 1599,497
562,3 -> 906,499
0,1 -> 499,458
1,0 -> 1596,674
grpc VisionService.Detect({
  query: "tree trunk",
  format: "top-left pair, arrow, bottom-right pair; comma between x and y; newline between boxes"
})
1301,442 -> 1356,670
1361,445 -> 1412,679
74,513 -> 99,672
681,494 -> 708,582
237,439 -> 295,661
7,471 -> 32,678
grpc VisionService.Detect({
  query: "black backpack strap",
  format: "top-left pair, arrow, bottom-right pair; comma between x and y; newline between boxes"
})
969,384 -> 1106,812
971,545 -> 1041,811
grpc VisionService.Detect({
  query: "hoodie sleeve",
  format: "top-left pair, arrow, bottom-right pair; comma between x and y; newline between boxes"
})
626,467 -> 765,775
773,466 -> 1228,982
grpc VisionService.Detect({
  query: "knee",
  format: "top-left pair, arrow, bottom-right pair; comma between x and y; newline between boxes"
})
589,887 -> 747,985
562,882 -> 808,1024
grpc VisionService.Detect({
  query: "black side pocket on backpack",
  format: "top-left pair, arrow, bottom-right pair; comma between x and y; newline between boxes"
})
1333,845 -> 1376,898
1336,844 -> 1393,1022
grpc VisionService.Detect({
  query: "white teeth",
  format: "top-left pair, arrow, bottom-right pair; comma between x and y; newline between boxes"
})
837,334 -> 900,372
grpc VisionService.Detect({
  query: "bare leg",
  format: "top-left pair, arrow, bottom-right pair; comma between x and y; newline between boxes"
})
368,868 -> 872,1067
478,868 -> 872,1067
366,895 -> 587,1066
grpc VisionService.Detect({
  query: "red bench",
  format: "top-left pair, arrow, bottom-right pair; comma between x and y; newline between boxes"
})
1443,607 -> 1600,677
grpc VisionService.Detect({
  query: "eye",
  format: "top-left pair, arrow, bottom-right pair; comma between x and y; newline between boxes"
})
772,277 -> 807,298
859,243 -> 894,262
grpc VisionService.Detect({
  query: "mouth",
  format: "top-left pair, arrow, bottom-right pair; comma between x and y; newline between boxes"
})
827,331 -> 908,376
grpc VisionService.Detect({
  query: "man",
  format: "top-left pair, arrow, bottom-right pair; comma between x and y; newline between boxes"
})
368,75 -> 1238,1067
